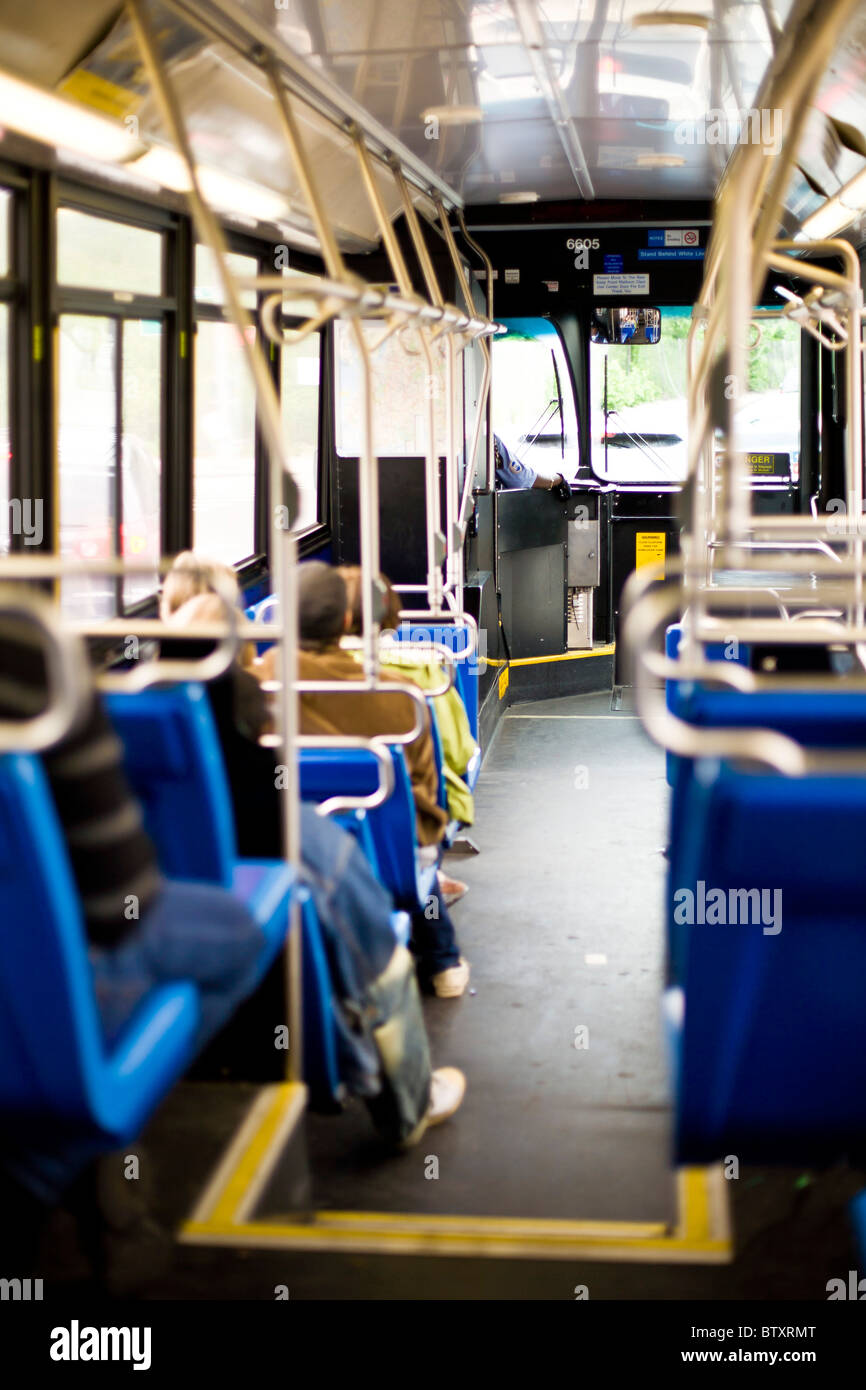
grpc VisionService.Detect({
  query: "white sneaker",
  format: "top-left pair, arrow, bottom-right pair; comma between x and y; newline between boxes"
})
431,957 -> 471,998
399,1067 -> 466,1149
427,1067 -> 467,1127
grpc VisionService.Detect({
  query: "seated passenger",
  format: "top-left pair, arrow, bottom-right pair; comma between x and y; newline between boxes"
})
161,564 -> 468,1119
340,566 -> 475,907
0,610 -> 266,1251
256,562 -> 470,997
340,566 -> 476,829
160,549 -> 256,674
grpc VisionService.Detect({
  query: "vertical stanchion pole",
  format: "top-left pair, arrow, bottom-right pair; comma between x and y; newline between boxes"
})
264,61 -> 381,682
128,0 -> 305,1087
353,133 -> 443,617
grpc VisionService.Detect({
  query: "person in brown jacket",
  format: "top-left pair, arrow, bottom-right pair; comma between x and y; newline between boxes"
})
258,562 -> 469,998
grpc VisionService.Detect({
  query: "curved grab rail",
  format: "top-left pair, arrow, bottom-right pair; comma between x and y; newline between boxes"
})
376,637 -> 458,698
624,567 -> 866,773
624,576 -> 809,775
0,555 -> 260,693
393,605 -> 480,664
295,735 -> 397,818
0,585 -> 91,753
293,678 -> 431,745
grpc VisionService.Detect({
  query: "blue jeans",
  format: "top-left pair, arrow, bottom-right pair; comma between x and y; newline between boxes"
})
2,880 -> 264,1205
410,886 -> 461,983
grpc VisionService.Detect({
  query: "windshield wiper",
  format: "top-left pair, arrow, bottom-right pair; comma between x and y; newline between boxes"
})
605,409 -> 675,477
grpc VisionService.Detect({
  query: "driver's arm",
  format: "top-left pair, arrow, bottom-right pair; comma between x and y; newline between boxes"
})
530,468 -> 566,491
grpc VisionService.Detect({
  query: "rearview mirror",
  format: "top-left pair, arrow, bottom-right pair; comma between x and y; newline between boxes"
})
590,307 -> 661,345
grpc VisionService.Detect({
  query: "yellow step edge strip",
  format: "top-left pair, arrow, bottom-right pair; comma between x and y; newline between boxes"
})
181,1085 -> 732,1264
485,644 -> 616,669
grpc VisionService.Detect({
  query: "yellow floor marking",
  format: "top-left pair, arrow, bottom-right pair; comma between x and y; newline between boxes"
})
181,1089 -> 732,1264
485,644 -> 615,670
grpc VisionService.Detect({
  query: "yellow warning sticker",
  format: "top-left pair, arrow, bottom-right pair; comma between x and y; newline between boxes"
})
58,70 -> 141,121
498,667 -> 510,700
635,532 -> 666,576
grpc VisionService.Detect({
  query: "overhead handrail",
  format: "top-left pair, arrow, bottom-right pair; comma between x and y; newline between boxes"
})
0,586 -> 91,753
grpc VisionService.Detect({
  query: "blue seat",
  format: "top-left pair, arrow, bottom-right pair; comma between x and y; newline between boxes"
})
297,882 -> 342,1110
105,683 -> 295,983
298,745 -> 438,912
667,685 -> 866,978
0,752 -> 199,1147
244,594 -> 279,655
393,620 -> 480,755
664,622 -> 751,786
669,758 -> 866,1163
333,807 -> 381,878
850,1190 -> 866,1271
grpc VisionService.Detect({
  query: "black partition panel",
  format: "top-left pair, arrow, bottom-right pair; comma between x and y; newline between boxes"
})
334,456 -> 446,585
497,488 -> 569,659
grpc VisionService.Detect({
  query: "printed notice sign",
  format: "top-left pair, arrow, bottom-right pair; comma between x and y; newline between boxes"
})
648,229 -> 700,247
592,273 -> 649,295
635,532 -> 666,575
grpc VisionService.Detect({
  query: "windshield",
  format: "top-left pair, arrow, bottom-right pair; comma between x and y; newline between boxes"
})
492,321 -> 579,479
590,307 -> 801,485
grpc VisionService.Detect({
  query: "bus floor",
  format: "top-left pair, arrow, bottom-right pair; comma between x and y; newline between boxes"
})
35,691 -> 866,1300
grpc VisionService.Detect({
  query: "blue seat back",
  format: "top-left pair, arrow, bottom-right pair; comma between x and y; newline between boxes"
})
672,760 -> 866,1161
105,684 -> 237,889
0,754 -> 108,1122
426,702 -> 449,815
664,622 -> 751,784
668,685 -> 866,937
298,887 -> 342,1109
298,745 -> 422,906
245,595 -> 279,655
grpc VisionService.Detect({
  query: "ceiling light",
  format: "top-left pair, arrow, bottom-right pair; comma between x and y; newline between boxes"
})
0,69 -> 142,163
498,191 -> 540,204
800,165 -> 866,239
421,105 -> 483,126
130,146 -> 289,224
630,11 -> 711,28
633,153 -> 687,168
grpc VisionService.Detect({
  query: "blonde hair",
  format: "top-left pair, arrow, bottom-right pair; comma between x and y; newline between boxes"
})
162,553 -> 253,671
160,552 -> 239,623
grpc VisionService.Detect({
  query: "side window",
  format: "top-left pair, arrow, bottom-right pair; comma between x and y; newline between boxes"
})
193,245 -> 258,565
733,314 -> 801,483
56,207 -> 165,616
334,319 -> 449,458
492,322 -> 579,479
281,332 -> 321,532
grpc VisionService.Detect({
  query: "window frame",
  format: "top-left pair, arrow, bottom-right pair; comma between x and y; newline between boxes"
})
0,164 -> 32,555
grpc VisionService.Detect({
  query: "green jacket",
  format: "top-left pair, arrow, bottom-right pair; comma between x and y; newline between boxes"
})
346,647 -> 477,825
